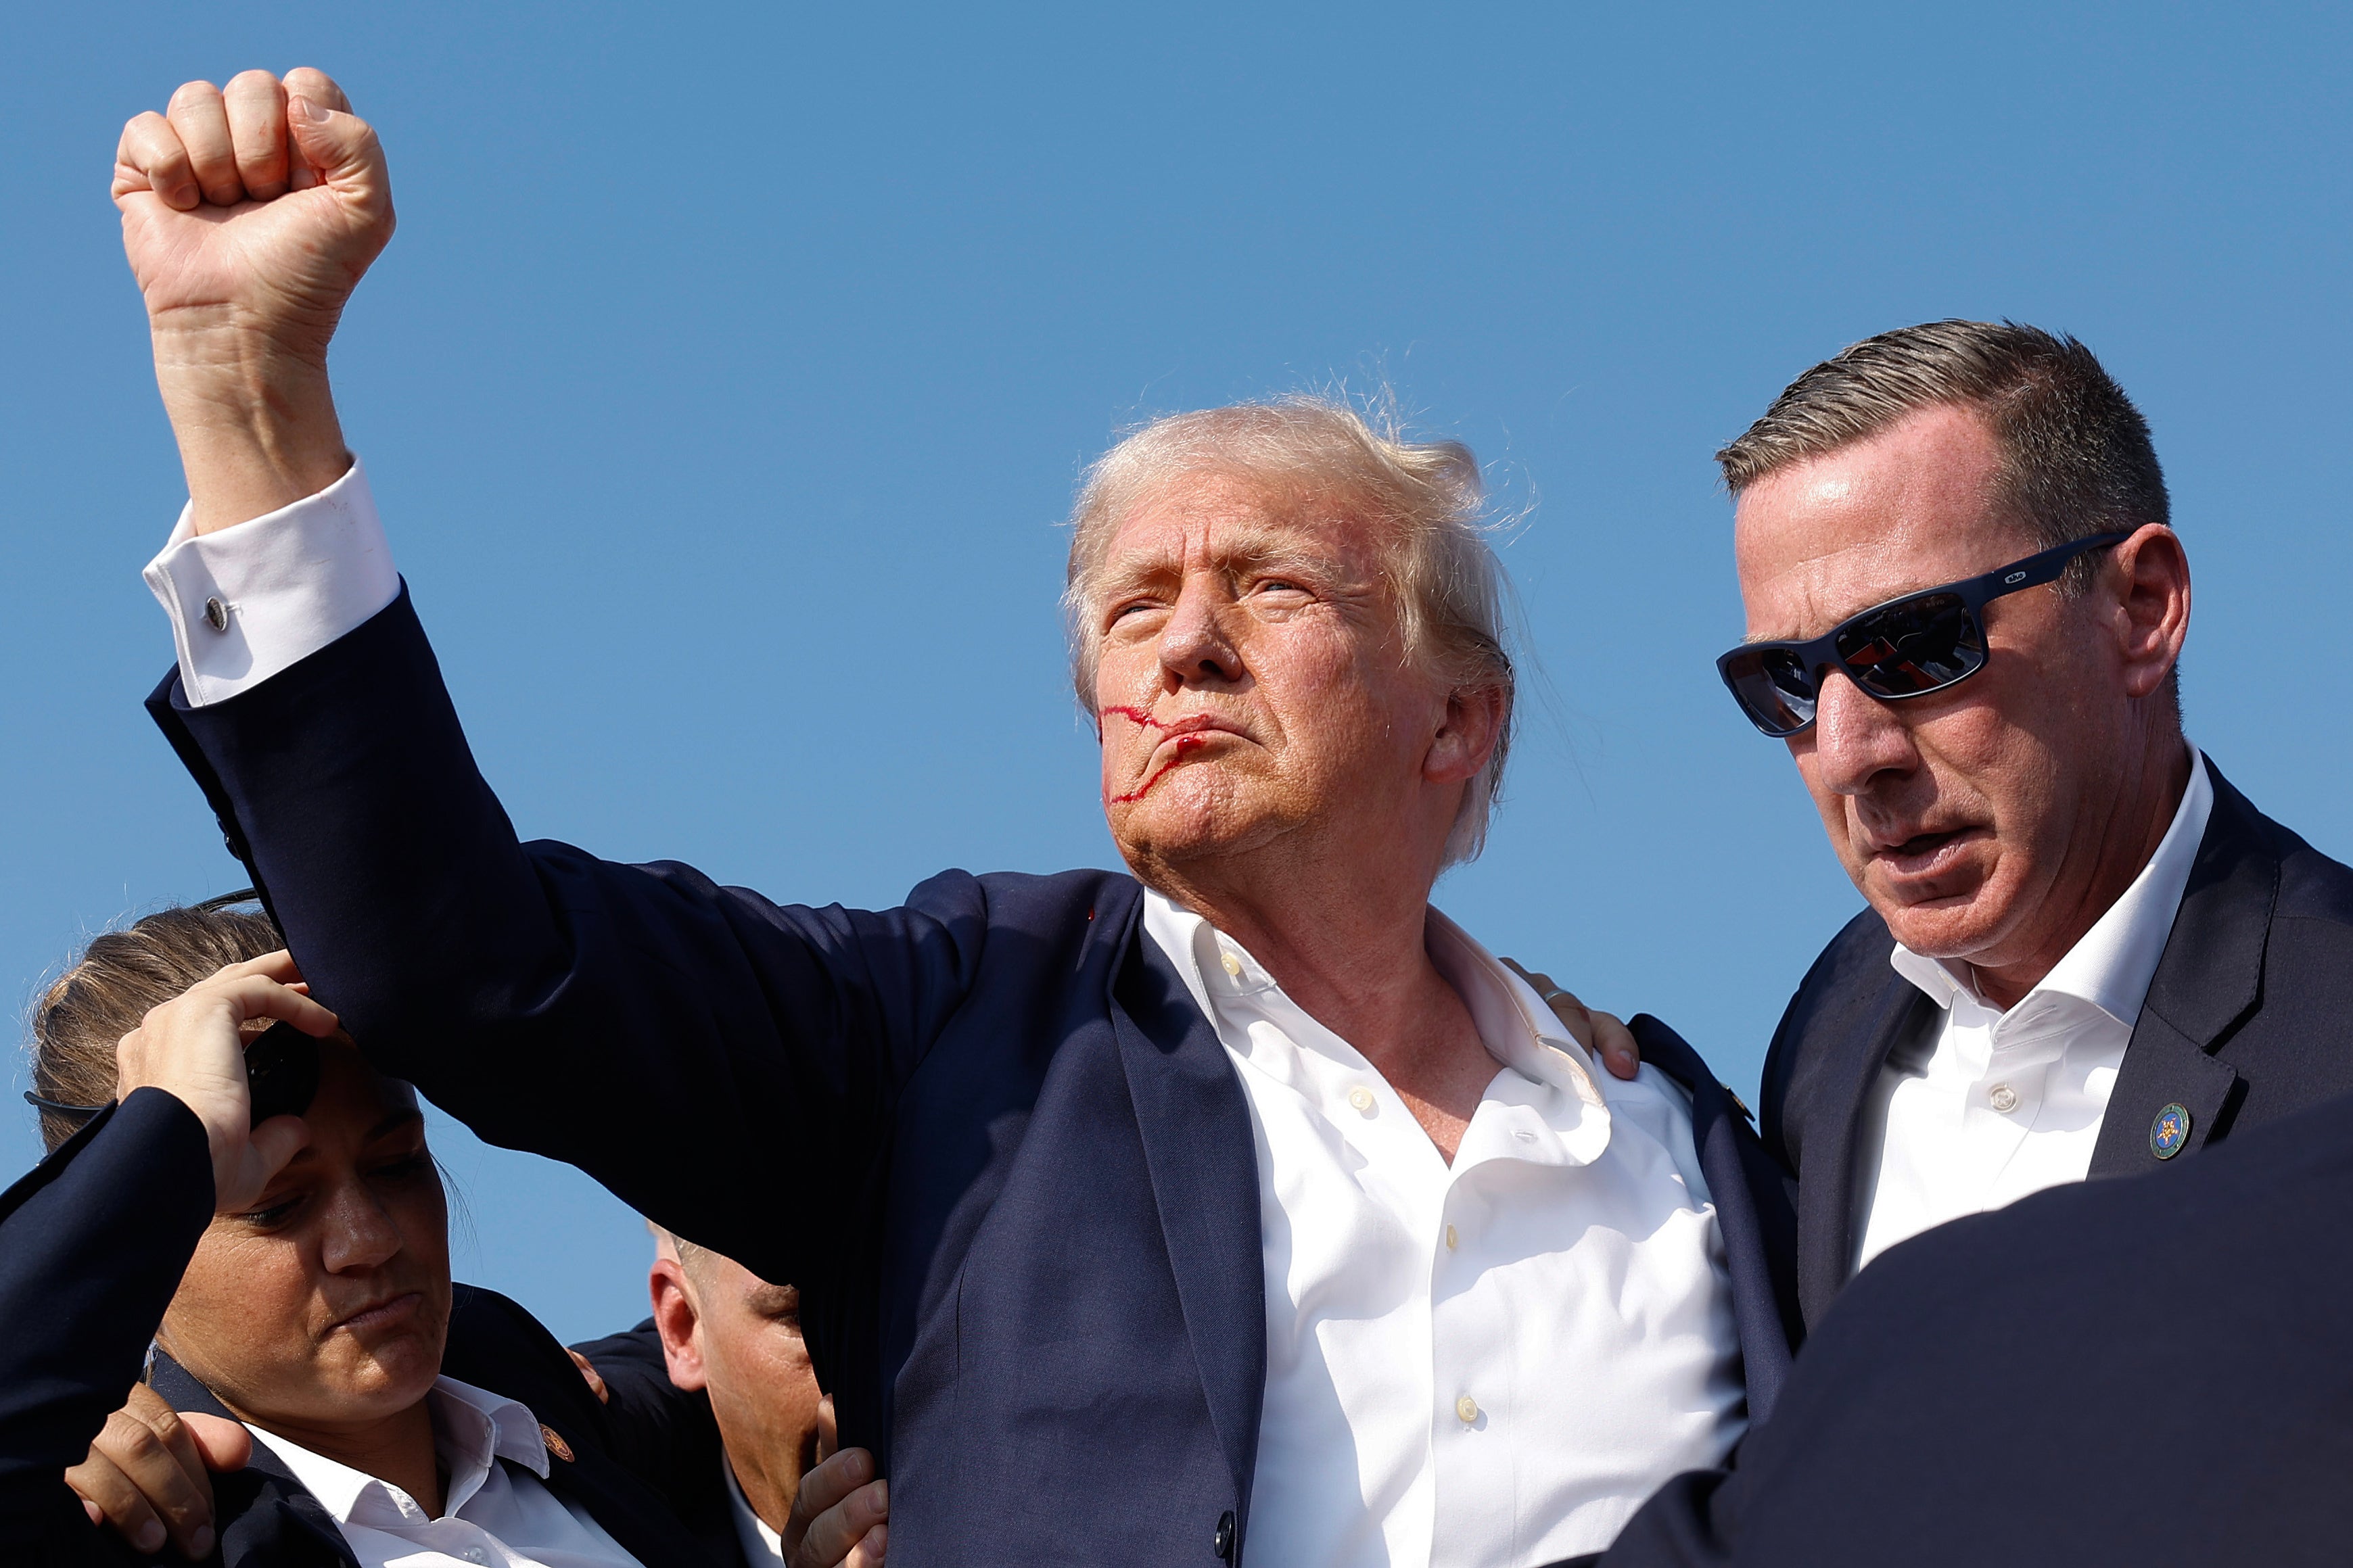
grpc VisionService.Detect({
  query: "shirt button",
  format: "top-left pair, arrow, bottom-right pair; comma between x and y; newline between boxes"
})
1988,1083 -> 2020,1114
203,596 -> 231,632
1347,1085 -> 1376,1115
1445,1223 -> 1459,1250
1220,951 -> 1242,978
1455,1394 -> 1480,1424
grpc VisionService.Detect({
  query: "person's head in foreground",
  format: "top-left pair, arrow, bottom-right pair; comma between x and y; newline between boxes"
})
1067,396 -> 1514,905
33,903 -> 457,1505
647,1225 -> 879,1559
1716,319 -> 2191,1005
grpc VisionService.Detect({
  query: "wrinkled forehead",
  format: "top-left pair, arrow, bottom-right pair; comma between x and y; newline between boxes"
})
1095,470 -> 1386,588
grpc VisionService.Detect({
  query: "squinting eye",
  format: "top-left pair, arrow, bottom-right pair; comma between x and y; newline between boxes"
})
237,1195 -> 302,1227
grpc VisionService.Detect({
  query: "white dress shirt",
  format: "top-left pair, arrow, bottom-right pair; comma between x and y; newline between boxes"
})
1146,895 -> 1745,1568
243,1377 -> 640,1568
725,1458 -> 789,1566
1852,749 -> 2214,1272
149,469 -> 1748,1567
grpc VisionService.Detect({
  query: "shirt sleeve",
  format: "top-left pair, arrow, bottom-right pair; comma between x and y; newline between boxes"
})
141,460 -> 399,707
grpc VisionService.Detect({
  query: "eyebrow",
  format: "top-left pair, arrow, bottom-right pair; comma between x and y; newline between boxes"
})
1096,524 -> 1355,598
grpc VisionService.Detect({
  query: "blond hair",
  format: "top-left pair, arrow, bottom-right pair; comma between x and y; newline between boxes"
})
1064,395 -> 1515,865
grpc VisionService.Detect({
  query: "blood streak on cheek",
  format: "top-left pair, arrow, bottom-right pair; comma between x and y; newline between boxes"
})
1100,706 -> 1164,729
1109,734 -> 1209,804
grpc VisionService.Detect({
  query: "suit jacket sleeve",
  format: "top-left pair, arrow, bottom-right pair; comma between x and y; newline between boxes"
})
571,1320 -> 728,1519
0,1091 -> 215,1550
148,588 -> 994,1289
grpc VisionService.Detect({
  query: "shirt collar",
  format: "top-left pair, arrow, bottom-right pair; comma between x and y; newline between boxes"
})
1138,889 -> 1614,1158
725,1455 -> 788,1565
1890,746 -> 2214,1028
244,1375 -> 549,1526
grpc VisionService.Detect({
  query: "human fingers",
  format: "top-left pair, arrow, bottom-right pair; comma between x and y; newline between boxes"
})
165,80 -> 243,207
114,112 -> 198,209
790,1473 -> 888,1568
1587,1009 -> 1640,1082
789,1446 -> 872,1531
565,1348 -> 611,1404
179,1412 -> 252,1473
814,1392 -> 839,1464
280,66 -> 351,115
845,1525 -> 887,1567
1501,961 -> 1642,1080
284,89 -> 390,229
66,1386 -> 216,1559
223,70 -> 291,200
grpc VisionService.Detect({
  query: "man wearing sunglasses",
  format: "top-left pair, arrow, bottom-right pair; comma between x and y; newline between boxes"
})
1713,318 -> 2353,1333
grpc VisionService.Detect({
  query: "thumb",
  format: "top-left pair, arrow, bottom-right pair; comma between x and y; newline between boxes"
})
181,1412 -> 252,1473
814,1393 -> 839,1465
285,95 -> 389,214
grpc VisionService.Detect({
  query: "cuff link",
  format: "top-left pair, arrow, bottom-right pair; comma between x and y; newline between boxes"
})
203,596 -> 231,632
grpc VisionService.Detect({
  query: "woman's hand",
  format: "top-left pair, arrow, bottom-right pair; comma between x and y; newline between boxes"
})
66,1381 -> 250,1560
112,950 -> 340,1213
1501,959 -> 1640,1081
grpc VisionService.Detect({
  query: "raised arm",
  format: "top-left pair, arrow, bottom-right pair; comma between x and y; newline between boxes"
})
116,71 -> 987,1293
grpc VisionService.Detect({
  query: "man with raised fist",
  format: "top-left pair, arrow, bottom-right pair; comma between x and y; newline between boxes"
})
111,68 -> 1799,1568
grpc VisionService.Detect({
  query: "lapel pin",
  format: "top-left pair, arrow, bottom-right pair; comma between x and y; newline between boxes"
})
540,1423 -> 575,1463
2149,1103 -> 2191,1160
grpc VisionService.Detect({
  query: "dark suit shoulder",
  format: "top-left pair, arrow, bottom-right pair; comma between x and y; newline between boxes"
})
1759,908 -> 1895,1172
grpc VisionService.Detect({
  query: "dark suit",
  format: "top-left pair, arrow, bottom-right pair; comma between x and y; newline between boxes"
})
1595,1083 -> 2353,1567
0,1091 -> 722,1567
1760,756 -> 2353,1328
149,588 -> 1802,1565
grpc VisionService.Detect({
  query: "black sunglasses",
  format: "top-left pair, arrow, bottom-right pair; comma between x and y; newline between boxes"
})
1717,531 -> 2133,738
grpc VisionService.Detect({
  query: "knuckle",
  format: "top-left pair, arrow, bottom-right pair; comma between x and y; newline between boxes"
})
168,80 -> 221,110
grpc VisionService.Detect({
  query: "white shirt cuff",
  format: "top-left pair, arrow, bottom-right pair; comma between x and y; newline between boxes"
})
142,460 -> 399,707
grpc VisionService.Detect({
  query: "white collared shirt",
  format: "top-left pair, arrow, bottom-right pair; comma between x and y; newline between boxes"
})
242,1377 -> 640,1568
724,1458 -> 788,1566
149,471 -> 1748,1567
1852,749 -> 2214,1272
1144,894 -> 1745,1568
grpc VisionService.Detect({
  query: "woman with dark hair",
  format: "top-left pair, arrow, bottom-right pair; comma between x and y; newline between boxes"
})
3,903 -> 879,1566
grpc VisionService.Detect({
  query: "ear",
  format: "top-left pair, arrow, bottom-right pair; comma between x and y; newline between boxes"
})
648,1258 -> 708,1391
2107,524 -> 2191,702
1424,681 -> 1507,786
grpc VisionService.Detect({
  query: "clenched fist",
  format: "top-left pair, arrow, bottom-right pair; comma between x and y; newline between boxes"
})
114,68 -> 392,532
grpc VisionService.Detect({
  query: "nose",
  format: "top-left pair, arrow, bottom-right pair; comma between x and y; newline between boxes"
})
1804,667 -> 1921,795
317,1181 -> 405,1275
1157,577 -> 1244,688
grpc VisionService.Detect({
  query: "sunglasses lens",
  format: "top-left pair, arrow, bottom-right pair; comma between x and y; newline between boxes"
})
1835,592 -> 1985,696
1723,645 -> 1819,736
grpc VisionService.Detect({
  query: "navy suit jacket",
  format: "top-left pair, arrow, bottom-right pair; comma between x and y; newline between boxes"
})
150,588 -> 1801,1565
1594,1082 -> 2353,1567
0,1091 -> 721,1566
1758,756 -> 2353,1327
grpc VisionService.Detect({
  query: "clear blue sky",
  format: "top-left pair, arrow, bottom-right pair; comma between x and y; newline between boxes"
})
5,3 -> 2348,1344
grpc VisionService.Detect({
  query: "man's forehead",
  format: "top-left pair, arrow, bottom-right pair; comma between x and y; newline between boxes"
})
1733,407 -> 2023,639
1104,473 -> 1371,571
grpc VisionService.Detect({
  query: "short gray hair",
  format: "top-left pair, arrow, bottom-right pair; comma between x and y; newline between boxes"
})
1064,395 -> 1515,866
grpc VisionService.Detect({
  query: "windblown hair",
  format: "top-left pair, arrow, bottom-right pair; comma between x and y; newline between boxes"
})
1064,395 -> 1516,866
27,899 -> 281,1154
1717,320 -> 2170,592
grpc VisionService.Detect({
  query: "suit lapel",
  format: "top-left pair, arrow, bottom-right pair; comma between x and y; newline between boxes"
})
147,1352 -> 358,1568
2089,761 -> 2273,1177
1105,913 -> 1267,1520
1799,978 -> 1938,1326
1627,1015 -> 1800,1422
